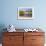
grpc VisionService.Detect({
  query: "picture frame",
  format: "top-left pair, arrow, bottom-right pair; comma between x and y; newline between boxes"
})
17,7 -> 34,19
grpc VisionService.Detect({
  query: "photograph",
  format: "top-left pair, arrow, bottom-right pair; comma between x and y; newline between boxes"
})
17,7 -> 34,19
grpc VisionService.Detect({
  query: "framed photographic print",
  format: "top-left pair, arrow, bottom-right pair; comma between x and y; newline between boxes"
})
17,7 -> 34,19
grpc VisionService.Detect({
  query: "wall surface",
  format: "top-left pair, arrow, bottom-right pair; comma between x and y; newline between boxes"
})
0,0 -> 46,30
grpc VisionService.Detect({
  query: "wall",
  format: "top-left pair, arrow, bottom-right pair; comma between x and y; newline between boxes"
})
0,0 -> 46,30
